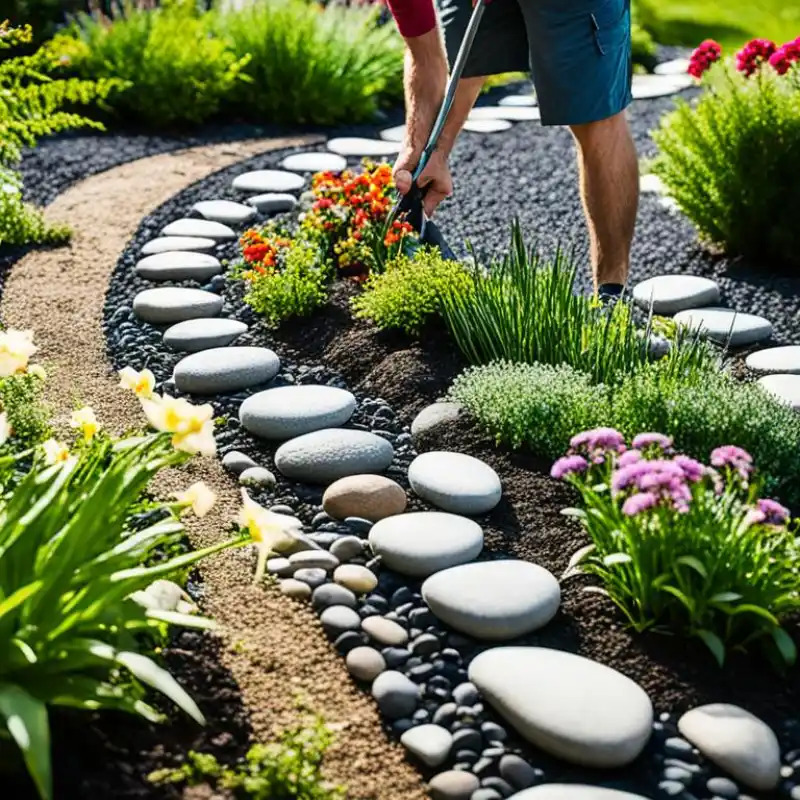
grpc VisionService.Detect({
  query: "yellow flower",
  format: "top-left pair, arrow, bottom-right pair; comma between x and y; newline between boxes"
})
0,329 -> 37,377
140,394 -> 216,457
118,366 -> 156,399
237,489 -> 303,583
70,406 -> 100,442
175,481 -> 217,518
28,364 -> 46,381
0,413 -> 10,447
42,438 -> 70,465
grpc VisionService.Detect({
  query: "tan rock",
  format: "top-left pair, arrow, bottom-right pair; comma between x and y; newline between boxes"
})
323,474 -> 407,522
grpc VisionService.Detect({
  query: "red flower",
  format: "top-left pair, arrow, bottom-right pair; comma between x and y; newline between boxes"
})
769,37 -> 800,75
688,39 -> 722,79
243,243 -> 269,263
735,38 -> 777,76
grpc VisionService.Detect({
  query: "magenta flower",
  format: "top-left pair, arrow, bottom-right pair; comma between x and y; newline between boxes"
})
622,492 -> 659,516
735,38 -> 778,76
710,445 -> 753,471
769,37 -> 800,75
688,39 -> 722,79
611,460 -> 654,492
618,449 -> 643,468
550,454 -> 589,480
570,427 -> 626,453
673,455 -> 705,483
632,432 -> 673,452
757,498 -> 790,525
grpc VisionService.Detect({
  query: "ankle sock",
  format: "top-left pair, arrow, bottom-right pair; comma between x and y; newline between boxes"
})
598,282 -> 625,300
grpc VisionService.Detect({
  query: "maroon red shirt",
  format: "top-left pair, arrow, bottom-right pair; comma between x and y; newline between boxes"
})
385,0 -> 437,38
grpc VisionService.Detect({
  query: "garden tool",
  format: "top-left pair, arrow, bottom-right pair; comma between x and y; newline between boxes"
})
389,0 -> 489,260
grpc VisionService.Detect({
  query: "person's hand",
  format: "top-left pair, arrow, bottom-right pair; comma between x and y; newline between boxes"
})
393,146 -> 453,218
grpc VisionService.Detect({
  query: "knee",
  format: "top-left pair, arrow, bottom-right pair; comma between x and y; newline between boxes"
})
570,111 -> 630,151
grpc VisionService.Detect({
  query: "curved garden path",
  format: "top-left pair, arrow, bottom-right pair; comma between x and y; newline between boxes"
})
1,136 -> 427,800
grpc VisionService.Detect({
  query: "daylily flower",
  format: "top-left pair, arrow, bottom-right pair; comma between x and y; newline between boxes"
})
42,438 -> 70,465
70,406 -> 100,442
140,394 -> 216,457
118,366 -> 156,399
237,489 -> 303,584
174,481 -> 217,518
0,329 -> 37,377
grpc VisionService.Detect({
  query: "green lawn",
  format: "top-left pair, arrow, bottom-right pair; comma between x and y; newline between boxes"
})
636,0 -> 800,51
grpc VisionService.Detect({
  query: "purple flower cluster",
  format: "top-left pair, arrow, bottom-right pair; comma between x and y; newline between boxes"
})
710,445 -> 753,484
551,427 -> 628,479
631,432 -> 674,453
550,454 -> 589,480
612,458 -> 697,515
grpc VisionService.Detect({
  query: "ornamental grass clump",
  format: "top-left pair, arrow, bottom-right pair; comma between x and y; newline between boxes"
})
651,35 -> 800,270
553,429 -> 800,668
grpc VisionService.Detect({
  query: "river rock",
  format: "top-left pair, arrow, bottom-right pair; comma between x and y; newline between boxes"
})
320,605 -> 362,638
232,170 -> 305,193
326,137 -> 401,157
499,754 -> 539,790
267,557 -> 294,578
469,105 -> 541,121
346,646 -> 386,682
632,275 -> 721,314
141,236 -> 216,255
245,192 -> 298,213
371,671 -> 420,719
499,93 -> 537,107
312,583 -> 357,610
463,118 -> 513,133
469,647 -> 653,768
133,287 -> 222,324
162,218 -> 236,240
757,374 -> 800,410
400,724 -> 453,767
239,466 -> 276,488
677,704 -> 780,791
362,616 -> 409,646
673,307 -> 773,347
280,578 -> 311,600
164,318 -> 247,353
632,72 -> 693,99
239,385 -> 356,440
174,346 -> 280,394
221,450 -> 257,475
512,786 -> 650,799
275,429 -> 394,483
655,58 -> 690,75
746,345 -> 800,374
334,564 -> 378,594
408,451 -> 502,515
369,512 -> 483,578
411,402 -> 464,443
280,152 -> 347,173
192,199 -> 256,225
289,550 -> 339,572
329,535 -> 365,562
135,251 -> 222,282
322,474 -> 407,522
421,560 -> 560,640
428,770 -> 479,799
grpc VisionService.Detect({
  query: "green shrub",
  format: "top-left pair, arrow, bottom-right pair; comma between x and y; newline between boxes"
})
0,169 -> 70,248
351,246 -> 473,336
0,368 -> 51,452
651,54 -> 800,269
554,429 -> 800,667
54,0 -> 250,128
213,0 -> 404,125
448,361 -> 610,457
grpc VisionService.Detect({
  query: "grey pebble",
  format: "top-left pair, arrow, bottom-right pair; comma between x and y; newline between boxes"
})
664,766 -> 693,784
472,790 -> 502,800
453,728 -> 482,752
428,770 -> 479,800
320,605 -> 361,638
346,516 -> 374,534
293,568 -> 328,589
267,557 -> 294,578
455,749 -> 479,764
481,722 -> 506,742
433,702 -> 458,727
706,777 -> 738,798
289,550 -> 339,572
480,777 -> 513,797
312,583 -> 357,611
330,535 -> 365,562
239,466 -> 276,488
473,757 -> 494,776
222,450 -> 257,475
371,670 -> 420,719
335,630 -> 368,655
498,755 -> 540,790
346,646 -> 386,682
382,647 -> 411,668
453,682 -> 480,706
411,633 -> 440,656
279,578 -> 311,600
270,504 -> 296,515
658,780 -> 688,797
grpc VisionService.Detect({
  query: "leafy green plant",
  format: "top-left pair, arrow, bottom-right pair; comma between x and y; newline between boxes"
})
0,368 -> 51,452
651,44 -> 800,269
0,169 -> 70,248
351,246 -> 473,335
553,429 -> 800,667
213,0 -> 403,125
150,714 -> 345,799
53,0 -> 250,128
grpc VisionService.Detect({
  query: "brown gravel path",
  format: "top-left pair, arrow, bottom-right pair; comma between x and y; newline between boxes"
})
1,137 -> 428,800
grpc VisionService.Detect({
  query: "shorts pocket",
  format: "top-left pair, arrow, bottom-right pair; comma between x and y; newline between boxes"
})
591,0 -> 629,56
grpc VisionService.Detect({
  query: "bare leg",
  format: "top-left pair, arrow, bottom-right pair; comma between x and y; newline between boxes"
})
570,111 -> 639,295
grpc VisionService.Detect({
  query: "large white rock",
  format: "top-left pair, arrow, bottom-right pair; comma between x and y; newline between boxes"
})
464,119 -> 513,133
239,385 -> 357,439
141,236 -> 216,255
512,786 -> 650,800
400,724 -> 453,767
164,318 -> 247,353
757,374 -> 800,410
232,170 -> 305,193
135,251 -> 222,283
379,125 -> 406,143
655,58 -> 690,76
162,218 -> 236,240
468,106 -> 541,122
498,93 -> 537,107
326,137 -> 401,157
632,275 -> 721,315
468,647 -> 653,768
421,560 -> 560,640
275,429 -> 394,484
678,704 -> 780,791
673,307 -> 773,347
368,512 -> 483,578
408,451 -> 501,515
280,152 -> 347,173
133,287 -> 222,324
173,346 -> 280,394
192,199 -> 256,225
245,192 -> 298,213
632,73 -> 693,99
746,345 -> 800,374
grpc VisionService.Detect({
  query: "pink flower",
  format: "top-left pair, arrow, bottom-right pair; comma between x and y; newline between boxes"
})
618,449 -> 643,468
570,427 -> 626,453
710,445 -> 753,472
688,39 -> 722,79
550,455 -> 589,480
622,492 -> 659,516
736,38 -> 777,76
757,498 -> 790,525
673,455 -> 705,483
631,432 -> 673,452
769,37 -> 800,75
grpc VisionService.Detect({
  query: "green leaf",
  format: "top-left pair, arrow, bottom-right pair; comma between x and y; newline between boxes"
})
0,581 -> 43,621
696,629 -> 726,667
771,627 -> 797,666
659,584 -> 696,614
730,604 -> 779,625
675,555 -> 708,579
602,552 -> 633,566
0,684 -> 52,800
145,609 -> 217,630
709,591 -> 743,604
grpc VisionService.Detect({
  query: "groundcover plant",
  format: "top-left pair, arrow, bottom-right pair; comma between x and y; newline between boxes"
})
553,429 -> 800,668
651,35 -> 800,270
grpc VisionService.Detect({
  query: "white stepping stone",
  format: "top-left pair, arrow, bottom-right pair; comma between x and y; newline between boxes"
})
757,374 -> 800,410
658,195 -> 681,214
469,105 -> 541,122
464,118 -> 513,133
655,57 -> 690,76
400,724 -> 453,767
192,199 -> 256,225
173,346 -> 280,395
133,287 -> 222,324
639,173 -> 665,194
469,647 -> 653,768
380,125 -> 406,143
368,512 -> 483,578
275,429 -> 394,484
513,787 -> 649,800
163,318 -> 247,353
673,307 -> 773,347
135,251 -> 222,283
678,704 -> 780,791
162,218 -> 236,240
498,93 -> 537,107
632,73 -> 693,99
326,137 -> 401,157
746,345 -> 800,374
408,451 -> 501,515
141,236 -> 216,255
422,560 -> 560,640
239,385 -> 357,439
232,170 -> 305,193
632,275 -> 721,315
279,152 -> 347,173
245,192 -> 298,214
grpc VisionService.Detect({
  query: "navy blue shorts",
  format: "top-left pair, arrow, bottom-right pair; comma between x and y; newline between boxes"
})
438,0 -> 633,126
